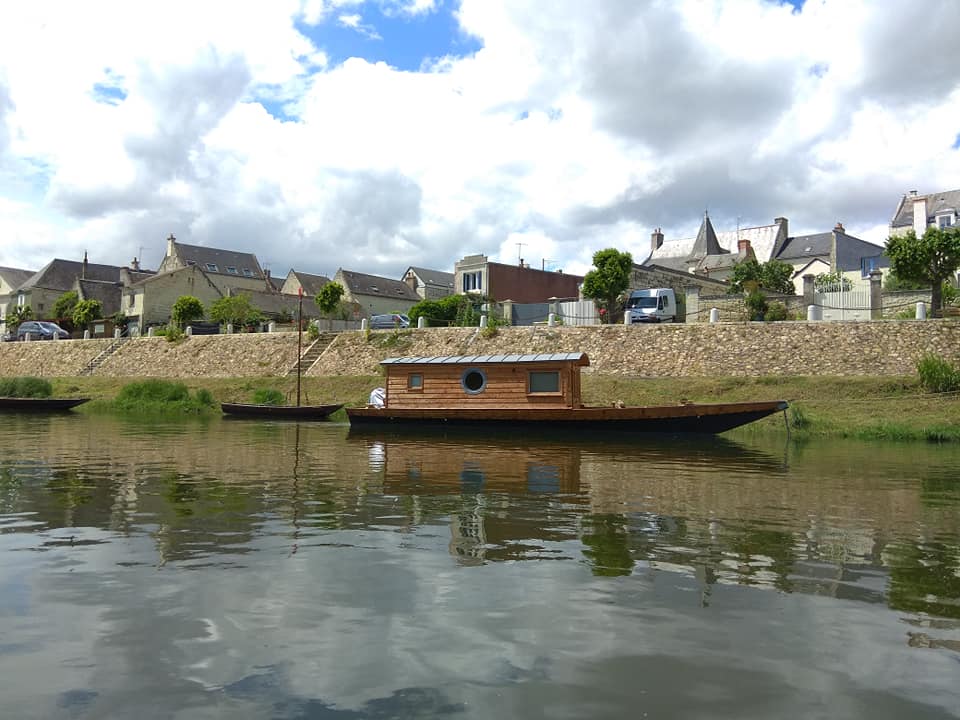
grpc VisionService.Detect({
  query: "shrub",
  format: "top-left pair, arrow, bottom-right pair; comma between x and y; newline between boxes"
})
0,377 -> 53,398
307,322 -> 320,341
744,290 -> 768,321
164,326 -> 185,343
764,302 -> 788,321
252,388 -> 286,405
113,380 -> 214,413
916,353 -> 960,393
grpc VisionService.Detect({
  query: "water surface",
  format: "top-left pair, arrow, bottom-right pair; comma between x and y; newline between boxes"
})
1,414 -> 958,719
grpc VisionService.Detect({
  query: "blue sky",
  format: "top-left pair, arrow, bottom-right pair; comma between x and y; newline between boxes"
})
296,3 -> 481,73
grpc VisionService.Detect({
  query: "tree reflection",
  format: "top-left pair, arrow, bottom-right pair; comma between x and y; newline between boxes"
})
581,514 -> 633,577
887,540 -> 960,619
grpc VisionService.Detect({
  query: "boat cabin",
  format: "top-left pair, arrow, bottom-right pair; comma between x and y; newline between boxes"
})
378,353 -> 589,410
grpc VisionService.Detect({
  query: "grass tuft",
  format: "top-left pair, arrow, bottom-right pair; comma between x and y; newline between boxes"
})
0,376 -> 53,398
251,388 -> 285,406
102,379 -> 216,414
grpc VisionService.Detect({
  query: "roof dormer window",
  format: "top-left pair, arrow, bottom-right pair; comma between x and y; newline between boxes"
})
206,263 -> 219,272
227,266 -> 238,274
242,268 -> 254,277
936,212 -> 955,229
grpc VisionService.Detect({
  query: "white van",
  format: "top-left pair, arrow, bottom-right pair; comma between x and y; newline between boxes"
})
624,288 -> 676,323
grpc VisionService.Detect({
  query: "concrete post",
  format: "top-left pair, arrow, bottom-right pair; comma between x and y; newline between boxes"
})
267,321 -> 276,333
916,302 -> 926,320
114,328 -> 121,339
417,316 -> 425,329
548,313 -> 556,326
52,332 -> 59,341
869,270 -> 883,320
83,330 -> 90,340
501,300 -> 513,326
361,318 -> 368,331
709,308 -> 720,323
186,326 -> 193,337
685,286 -> 700,323
803,274 -> 816,307
147,327 -> 154,337
479,315 -> 488,329
807,304 -> 819,321
226,323 -> 233,334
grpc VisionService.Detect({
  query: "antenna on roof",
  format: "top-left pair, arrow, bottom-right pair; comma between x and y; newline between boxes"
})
515,242 -> 527,265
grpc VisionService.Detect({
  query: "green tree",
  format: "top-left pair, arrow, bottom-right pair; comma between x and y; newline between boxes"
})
314,282 -> 345,330
71,299 -> 103,328
171,296 -> 205,329
408,294 -> 478,326
209,294 -> 262,329
581,248 -> 633,323
52,291 -> 79,331
7,304 -> 33,329
884,227 -> 960,317
728,259 -> 795,295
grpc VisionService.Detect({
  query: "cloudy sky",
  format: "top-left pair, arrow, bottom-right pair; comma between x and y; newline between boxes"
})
1,0 -> 958,280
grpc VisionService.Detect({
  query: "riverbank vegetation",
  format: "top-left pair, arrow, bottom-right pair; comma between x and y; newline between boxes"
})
30,371 -> 960,442
0,376 -> 53,398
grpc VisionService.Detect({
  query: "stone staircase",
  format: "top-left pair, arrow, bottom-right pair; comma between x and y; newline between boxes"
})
285,332 -> 337,377
79,337 -> 130,376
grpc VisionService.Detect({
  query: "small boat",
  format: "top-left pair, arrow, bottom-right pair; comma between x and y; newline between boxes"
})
221,289 -> 342,421
346,353 -> 788,434
221,402 -> 343,419
0,397 -> 90,412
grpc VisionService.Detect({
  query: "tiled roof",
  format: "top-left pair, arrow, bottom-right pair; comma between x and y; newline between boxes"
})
175,242 -> 263,279
891,189 -> 960,228
20,259 -> 125,291
650,223 -> 781,265
406,266 -> 455,289
0,266 -> 36,289
338,269 -> 420,301
289,271 -> 331,296
381,353 -> 590,366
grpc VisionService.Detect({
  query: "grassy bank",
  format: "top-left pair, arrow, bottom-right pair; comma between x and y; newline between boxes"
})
43,373 -> 960,442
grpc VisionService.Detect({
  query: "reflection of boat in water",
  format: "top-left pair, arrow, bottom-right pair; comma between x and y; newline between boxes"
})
0,397 -> 90,412
347,354 -> 787,434
348,429 -> 786,497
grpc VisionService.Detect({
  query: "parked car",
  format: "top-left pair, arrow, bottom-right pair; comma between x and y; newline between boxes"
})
16,321 -> 71,341
370,313 -> 411,329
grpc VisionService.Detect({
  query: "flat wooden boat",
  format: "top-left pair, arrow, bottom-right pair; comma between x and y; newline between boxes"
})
221,402 -> 343,420
346,353 -> 788,435
0,397 -> 90,412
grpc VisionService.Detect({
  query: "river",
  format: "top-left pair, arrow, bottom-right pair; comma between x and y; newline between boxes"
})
1,414 -> 958,719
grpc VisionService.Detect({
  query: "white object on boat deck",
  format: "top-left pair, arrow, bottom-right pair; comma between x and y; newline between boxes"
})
368,387 -> 386,407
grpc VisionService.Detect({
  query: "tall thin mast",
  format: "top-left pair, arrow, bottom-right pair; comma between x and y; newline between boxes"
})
296,288 -> 303,407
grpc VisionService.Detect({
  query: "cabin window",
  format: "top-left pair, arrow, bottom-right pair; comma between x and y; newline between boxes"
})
408,373 -> 423,391
528,371 -> 560,394
461,368 -> 487,395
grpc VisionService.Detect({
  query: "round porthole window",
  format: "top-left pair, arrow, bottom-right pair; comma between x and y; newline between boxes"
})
461,368 -> 487,394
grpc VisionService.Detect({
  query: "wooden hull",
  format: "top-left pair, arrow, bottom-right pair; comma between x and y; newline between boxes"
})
347,400 -> 788,434
0,397 -> 90,412
221,403 -> 343,420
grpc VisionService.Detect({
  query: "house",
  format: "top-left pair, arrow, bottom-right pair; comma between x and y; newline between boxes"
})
335,269 -> 420,318
890,188 -> 960,237
646,215 -> 887,293
11,255 -> 137,322
0,266 -> 36,333
453,254 -> 583,303
774,222 -> 889,293
157,234 -> 272,295
401,266 -> 455,300
280,270 -> 332,298
125,264 -> 225,330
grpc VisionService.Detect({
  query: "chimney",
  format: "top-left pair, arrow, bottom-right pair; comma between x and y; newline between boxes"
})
404,271 -> 417,290
834,222 -> 844,233
651,227 -> 664,254
82,250 -> 88,279
912,194 -> 928,236
519,257 -> 525,268
909,190 -> 918,197
738,239 -> 751,256
166,233 -> 177,259
130,257 -> 140,272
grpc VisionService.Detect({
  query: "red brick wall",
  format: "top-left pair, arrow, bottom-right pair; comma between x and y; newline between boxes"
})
487,263 -> 583,303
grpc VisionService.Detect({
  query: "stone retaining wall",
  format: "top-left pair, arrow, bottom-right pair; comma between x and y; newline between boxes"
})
2,321 -> 958,379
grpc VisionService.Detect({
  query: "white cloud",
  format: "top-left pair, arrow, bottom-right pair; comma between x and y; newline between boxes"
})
0,0 -> 957,281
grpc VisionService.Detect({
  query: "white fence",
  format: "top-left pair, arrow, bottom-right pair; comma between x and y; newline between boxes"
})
557,299 -> 600,326
814,283 -> 871,322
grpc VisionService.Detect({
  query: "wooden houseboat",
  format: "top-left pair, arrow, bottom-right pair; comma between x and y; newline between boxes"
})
346,353 -> 788,434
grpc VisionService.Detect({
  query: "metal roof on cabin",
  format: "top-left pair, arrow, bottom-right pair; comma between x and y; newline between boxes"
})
381,353 -> 589,366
